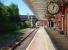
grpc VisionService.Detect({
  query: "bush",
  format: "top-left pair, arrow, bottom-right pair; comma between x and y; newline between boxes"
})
25,20 -> 31,28
20,20 -> 31,29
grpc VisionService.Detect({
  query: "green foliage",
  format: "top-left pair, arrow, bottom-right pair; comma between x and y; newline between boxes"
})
0,2 -> 19,33
25,20 -> 31,27
20,20 -> 31,29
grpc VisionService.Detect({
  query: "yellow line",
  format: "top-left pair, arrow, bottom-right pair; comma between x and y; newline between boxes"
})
44,38 -> 49,50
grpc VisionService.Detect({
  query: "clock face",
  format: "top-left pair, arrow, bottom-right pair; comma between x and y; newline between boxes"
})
47,3 -> 59,14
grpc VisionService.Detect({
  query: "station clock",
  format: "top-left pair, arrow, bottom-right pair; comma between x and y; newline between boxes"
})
47,2 -> 59,14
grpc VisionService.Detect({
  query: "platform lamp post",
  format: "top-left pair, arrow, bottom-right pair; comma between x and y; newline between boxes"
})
31,16 -> 33,28
53,15 -> 56,30
48,18 -> 51,27
27,13 -> 30,20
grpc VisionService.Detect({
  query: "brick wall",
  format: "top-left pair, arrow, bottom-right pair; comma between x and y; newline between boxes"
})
55,7 -> 68,34
65,7 -> 68,34
38,19 -> 48,26
55,13 -> 62,32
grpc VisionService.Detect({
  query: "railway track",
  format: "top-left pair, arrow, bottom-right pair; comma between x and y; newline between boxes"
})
11,28 -> 38,50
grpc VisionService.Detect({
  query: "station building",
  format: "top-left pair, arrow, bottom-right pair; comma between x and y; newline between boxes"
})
24,0 -> 68,35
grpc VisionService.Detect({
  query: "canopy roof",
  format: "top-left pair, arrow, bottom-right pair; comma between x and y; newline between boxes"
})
24,0 -> 68,19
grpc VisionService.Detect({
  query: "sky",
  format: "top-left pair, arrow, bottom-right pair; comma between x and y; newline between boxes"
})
3,0 -> 34,15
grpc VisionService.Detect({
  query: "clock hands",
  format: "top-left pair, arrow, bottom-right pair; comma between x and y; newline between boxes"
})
48,2 -> 59,14
52,4 -> 55,10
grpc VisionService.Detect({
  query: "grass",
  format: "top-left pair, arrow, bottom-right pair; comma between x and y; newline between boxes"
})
0,32 -> 18,42
18,29 -> 27,32
0,28 -> 28,47
0,28 -> 27,40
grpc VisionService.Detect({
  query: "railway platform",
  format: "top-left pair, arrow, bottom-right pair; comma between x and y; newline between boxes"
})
26,27 -> 57,50
45,27 -> 68,50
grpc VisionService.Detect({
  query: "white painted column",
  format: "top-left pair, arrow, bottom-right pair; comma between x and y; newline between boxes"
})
62,16 -> 63,31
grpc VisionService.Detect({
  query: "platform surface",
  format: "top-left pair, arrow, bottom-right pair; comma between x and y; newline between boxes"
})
26,27 -> 56,50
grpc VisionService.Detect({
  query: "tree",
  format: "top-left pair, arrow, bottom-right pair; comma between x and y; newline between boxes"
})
0,2 -> 20,33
